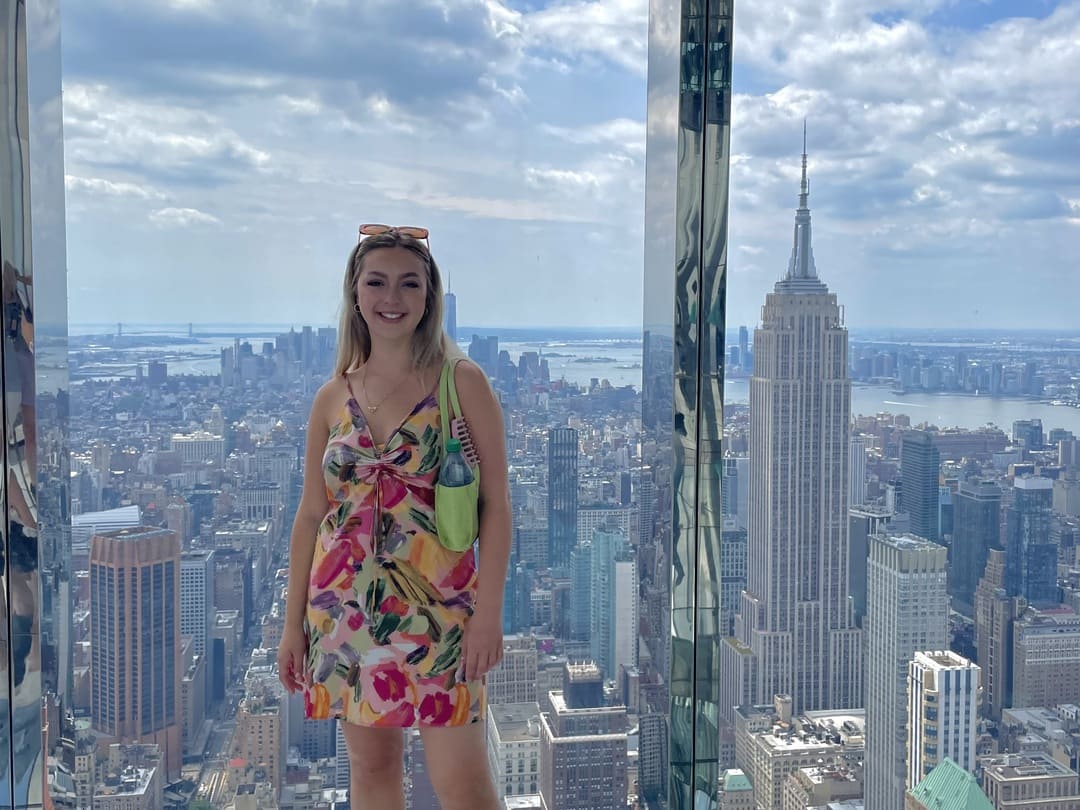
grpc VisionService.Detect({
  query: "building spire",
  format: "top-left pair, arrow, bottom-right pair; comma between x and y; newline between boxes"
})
786,120 -> 818,281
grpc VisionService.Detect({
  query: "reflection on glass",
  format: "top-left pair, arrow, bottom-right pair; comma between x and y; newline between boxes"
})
1,0 -> 46,805
26,1 -> 73,796
645,0 -> 733,806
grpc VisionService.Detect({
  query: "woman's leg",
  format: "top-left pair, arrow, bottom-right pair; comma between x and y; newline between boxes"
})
340,722 -> 405,810
419,722 -> 500,810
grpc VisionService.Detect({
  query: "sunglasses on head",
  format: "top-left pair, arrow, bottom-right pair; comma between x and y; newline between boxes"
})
358,223 -> 430,248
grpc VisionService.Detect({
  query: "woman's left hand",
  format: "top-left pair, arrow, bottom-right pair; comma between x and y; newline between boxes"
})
462,610 -> 504,681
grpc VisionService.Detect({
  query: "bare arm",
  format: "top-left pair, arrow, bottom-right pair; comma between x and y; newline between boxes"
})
454,360 -> 512,617
283,382 -> 335,633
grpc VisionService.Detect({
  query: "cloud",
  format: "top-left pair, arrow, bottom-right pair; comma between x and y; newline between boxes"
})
148,207 -> 222,228
65,174 -> 168,200
58,0 -> 1076,330
525,0 -> 648,75
64,83 -> 271,187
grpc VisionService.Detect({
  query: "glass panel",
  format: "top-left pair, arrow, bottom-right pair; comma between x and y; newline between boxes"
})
0,1 -> 43,805
652,0 -> 734,804
26,3 -> 71,808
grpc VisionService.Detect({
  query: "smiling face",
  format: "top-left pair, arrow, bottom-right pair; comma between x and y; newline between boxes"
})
355,246 -> 430,340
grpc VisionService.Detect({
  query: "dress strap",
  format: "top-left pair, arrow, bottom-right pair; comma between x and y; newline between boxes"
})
343,371 -> 359,403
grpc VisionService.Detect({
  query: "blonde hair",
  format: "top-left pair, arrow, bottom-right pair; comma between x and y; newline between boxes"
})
334,230 -> 463,376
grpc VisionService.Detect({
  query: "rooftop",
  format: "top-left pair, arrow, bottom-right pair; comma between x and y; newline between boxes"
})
491,703 -> 542,742
720,769 -> 752,792
908,758 -> 993,810
742,707 -> 866,754
982,752 -> 1076,781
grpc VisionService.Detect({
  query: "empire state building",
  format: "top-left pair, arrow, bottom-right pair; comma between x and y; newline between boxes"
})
734,137 -> 863,714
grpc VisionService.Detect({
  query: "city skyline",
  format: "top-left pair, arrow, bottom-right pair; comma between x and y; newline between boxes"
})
56,1 -> 1079,330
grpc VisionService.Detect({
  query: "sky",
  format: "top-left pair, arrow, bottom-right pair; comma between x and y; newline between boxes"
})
57,0 -> 1079,330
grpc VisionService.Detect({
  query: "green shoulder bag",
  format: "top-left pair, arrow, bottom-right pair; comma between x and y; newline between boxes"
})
434,358 -> 481,552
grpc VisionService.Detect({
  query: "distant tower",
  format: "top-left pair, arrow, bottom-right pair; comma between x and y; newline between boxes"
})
866,533 -> 948,810
444,291 -> 458,342
951,479 -> 1001,615
734,130 -> 863,714
547,428 -> 579,570
901,430 -> 941,541
1005,477 -> 1057,606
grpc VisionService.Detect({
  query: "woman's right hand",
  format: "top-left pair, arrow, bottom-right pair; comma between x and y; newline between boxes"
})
277,625 -> 309,694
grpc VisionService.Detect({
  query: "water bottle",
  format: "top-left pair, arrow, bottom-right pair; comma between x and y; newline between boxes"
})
439,438 -> 474,487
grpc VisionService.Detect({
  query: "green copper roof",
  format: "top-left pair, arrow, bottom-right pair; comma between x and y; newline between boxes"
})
909,759 -> 993,810
721,770 -> 753,792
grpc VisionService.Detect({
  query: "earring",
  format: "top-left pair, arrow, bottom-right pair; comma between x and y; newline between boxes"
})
354,304 -> 361,313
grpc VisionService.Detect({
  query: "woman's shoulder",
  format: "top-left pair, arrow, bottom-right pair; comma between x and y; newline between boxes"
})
309,375 -> 352,428
450,357 -> 489,392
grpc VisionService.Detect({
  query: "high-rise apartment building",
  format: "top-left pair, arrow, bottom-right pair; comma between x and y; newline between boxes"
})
866,533 -> 949,810
547,428 -> 579,570
952,480 -> 1003,616
734,146 -> 862,715
901,430 -> 941,542
907,651 -> 980,789
1005,477 -> 1057,606
90,527 -> 182,777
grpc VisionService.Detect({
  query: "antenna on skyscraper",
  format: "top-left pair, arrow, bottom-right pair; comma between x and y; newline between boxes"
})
801,119 -> 809,203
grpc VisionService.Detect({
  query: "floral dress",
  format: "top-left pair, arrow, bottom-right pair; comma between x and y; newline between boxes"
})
302,377 -> 484,727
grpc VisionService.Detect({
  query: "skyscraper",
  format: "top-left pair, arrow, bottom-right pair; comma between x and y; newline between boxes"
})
1005,477 -> 1057,606
547,427 -> 579,570
866,533 -> 948,810
90,527 -> 182,777
907,651 -> 979,789
738,325 -> 749,370
901,430 -> 941,542
734,141 -> 862,714
443,291 -> 457,342
951,479 -> 1002,616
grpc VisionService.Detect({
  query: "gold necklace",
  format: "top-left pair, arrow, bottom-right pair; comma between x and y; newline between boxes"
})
360,367 -> 415,414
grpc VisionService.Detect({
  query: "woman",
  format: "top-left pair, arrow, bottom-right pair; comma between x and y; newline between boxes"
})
277,225 -> 510,810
